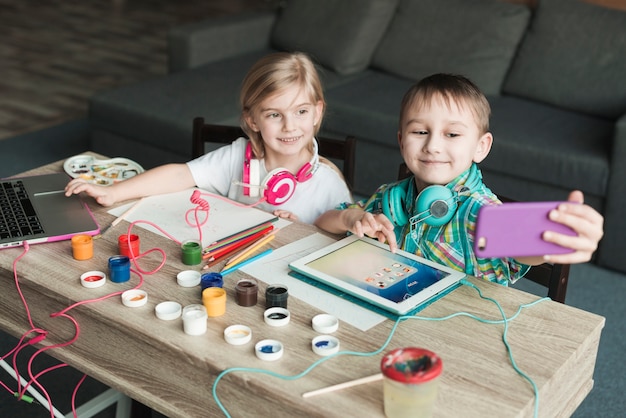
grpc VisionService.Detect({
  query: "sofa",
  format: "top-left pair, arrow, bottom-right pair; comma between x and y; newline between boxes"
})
88,0 -> 626,273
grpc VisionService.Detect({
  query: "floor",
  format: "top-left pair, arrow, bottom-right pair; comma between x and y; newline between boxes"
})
1,1 -> 625,417
0,0 -> 275,141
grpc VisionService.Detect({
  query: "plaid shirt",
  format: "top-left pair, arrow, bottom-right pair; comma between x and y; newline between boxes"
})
340,164 -> 529,285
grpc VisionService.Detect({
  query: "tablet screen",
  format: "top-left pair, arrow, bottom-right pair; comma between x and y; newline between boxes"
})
304,239 -> 451,303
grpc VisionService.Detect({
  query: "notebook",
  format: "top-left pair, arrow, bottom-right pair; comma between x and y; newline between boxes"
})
289,235 -> 465,315
0,172 -> 100,249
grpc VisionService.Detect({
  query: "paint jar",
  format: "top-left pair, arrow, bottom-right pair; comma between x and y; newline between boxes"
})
202,287 -> 226,317
380,347 -> 442,418
108,255 -> 131,283
182,304 -> 208,336
265,284 -> 288,309
118,234 -> 140,257
200,272 -> 223,290
181,240 -> 202,265
71,234 -> 93,260
235,278 -> 258,307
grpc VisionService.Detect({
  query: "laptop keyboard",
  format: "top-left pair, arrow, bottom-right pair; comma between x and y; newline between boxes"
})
0,180 -> 45,239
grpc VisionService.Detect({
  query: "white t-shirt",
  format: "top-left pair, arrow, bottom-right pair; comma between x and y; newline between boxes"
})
186,137 -> 352,224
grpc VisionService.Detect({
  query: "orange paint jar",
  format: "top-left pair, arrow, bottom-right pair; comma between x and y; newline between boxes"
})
202,287 -> 226,317
71,234 -> 93,260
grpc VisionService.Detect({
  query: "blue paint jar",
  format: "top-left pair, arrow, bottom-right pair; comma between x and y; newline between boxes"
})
108,255 -> 131,283
201,272 -> 223,290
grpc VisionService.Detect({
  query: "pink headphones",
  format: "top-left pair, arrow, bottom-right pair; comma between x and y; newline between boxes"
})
241,140 -> 319,205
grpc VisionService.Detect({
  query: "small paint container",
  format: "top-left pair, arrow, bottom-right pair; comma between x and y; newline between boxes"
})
118,233 -> 140,257
80,271 -> 106,288
108,255 -> 131,283
264,307 -> 290,327
202,287 -> 226,317
121,289 -> 147,307
235,278 -> 258,307
71,234 -> 93,260
181,240 -> 202,265
255,339 -> 284,361
265,284 -> 288,309
311,335 -> 340,356
200,272 -> 223,290
177,270 -> 201,287
381,347 -> 442,418
224,325 -> 252,345
182,304 -> 207,336
155,301 -> 182,320
312,314 -> 339,334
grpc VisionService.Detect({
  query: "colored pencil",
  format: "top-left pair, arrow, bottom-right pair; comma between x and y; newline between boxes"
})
219,248 -> 273,276
221,233 -> 276,271
202,221 -> 274,253
202,225 -> 273,260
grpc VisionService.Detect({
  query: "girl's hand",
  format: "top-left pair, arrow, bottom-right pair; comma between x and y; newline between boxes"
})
64,179 -> 116,207
273,209 -> 299,222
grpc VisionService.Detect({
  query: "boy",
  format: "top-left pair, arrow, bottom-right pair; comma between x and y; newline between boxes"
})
315,74 -> 603,284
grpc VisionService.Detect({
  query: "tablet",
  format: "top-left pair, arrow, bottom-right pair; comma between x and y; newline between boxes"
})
289,235 -> 465,315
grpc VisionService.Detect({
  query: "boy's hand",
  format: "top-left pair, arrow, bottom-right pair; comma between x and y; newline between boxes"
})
347,210 -> 398,253
542,190 -> 604,264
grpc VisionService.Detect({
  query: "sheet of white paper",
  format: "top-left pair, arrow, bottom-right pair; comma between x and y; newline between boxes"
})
240,233 -> 386,331
107,189 -> 289,247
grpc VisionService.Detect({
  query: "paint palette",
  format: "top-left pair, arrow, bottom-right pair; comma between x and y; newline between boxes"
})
64,155 -> 144,186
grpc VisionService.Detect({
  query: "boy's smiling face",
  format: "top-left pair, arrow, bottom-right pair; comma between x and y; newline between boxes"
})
398,93 -> 492,191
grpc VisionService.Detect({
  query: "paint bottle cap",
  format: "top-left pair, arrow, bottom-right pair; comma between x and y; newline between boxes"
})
255,339 -> 284,361
224,325 -> 252,345
155,301 -> 182,320
312,314 -> 339,334
312,335 -> 340,356
121,289 -> 148,307
177,270 -> 201,287
80,271 -> 106,288
264,307 -> 290,327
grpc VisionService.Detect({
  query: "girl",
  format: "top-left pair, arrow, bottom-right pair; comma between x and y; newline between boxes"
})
65,52 -> 352,224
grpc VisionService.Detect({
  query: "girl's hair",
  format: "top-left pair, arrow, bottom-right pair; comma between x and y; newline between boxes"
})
239,52 -> 326,159
399,74 -> 491,134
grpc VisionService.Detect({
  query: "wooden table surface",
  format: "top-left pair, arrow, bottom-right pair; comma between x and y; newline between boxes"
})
0,154 -> 605,418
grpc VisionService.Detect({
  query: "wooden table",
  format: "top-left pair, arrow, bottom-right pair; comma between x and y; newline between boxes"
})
0,154 -> 605,417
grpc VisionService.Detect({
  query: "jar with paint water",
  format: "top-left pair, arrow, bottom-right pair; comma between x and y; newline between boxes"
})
380,347 -> 442,418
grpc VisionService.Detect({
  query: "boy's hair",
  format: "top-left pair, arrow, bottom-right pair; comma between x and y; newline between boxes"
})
399,74 -> 491,134
240,52 -> 326,159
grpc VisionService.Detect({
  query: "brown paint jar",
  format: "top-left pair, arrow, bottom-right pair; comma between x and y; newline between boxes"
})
235,278 -> 258,307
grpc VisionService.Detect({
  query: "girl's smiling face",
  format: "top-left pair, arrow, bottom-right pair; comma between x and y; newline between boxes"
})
398,93 -> 492,191
245,84 -> 323,172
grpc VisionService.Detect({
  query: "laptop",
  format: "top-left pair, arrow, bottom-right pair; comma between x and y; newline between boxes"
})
289,235 -> 465,315
1,172 -> 100,249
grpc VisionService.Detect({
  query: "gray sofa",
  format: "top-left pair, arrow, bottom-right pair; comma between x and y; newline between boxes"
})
88,0 -> 626,273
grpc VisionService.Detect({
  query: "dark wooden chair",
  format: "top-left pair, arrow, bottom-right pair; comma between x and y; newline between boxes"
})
397,162 -> 570,303
192,117 -> 356,190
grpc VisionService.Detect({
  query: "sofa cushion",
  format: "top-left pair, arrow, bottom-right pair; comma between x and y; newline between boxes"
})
503,0 -> 626,119
270,0 -> 398,75
322,71 -> 414,194
482,95 -> 613,196
90,50 -> 274,156
371,0 -> 530,95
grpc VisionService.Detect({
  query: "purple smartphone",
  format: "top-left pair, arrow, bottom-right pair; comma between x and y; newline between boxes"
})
474,201 -> 577,258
